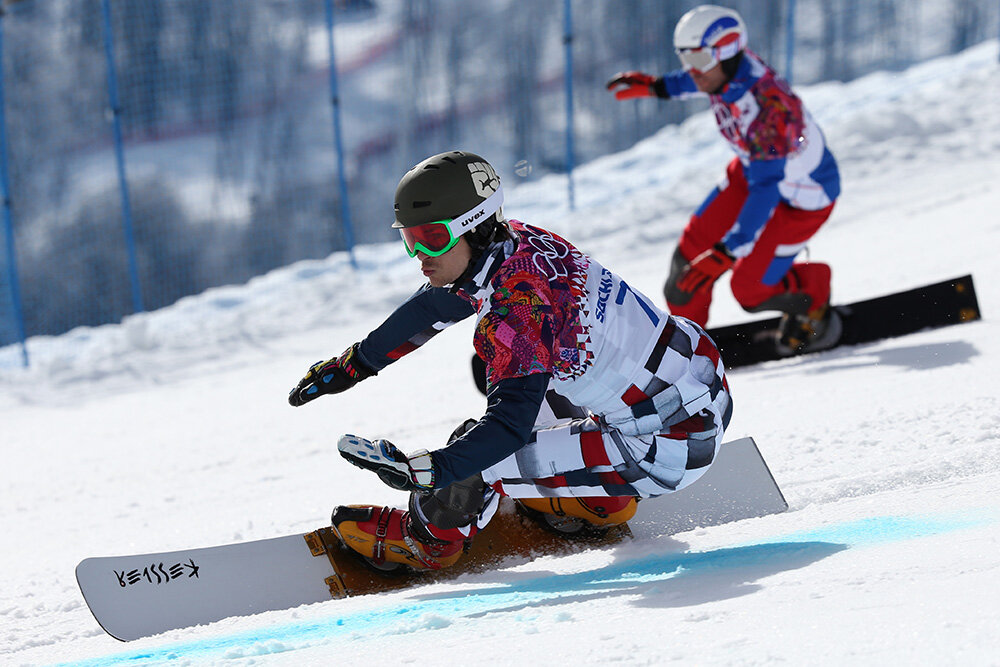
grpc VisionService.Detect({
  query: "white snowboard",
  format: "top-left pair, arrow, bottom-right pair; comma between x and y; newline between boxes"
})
76,436 -> 787,641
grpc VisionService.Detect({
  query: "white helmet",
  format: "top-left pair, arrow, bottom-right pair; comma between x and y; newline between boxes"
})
673,5 -> 747,72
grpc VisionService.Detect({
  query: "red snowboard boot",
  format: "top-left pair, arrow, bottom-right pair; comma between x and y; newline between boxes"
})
331,505 -> 465,572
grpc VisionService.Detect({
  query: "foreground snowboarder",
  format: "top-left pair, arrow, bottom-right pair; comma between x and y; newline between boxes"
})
607,5 -> 842,354
289,151 -> 732,573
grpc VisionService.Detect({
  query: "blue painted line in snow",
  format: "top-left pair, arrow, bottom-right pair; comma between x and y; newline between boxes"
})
56,512 -> 992,667
754,512 -> 990,547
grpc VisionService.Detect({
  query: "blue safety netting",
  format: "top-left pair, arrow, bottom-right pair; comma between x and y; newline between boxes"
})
0,0 -> 996,363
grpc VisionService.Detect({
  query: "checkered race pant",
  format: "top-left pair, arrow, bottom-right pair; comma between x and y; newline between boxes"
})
480,386 -> 731,500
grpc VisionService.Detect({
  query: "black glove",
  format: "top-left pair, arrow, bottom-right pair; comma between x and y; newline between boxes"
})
338,434 -> 436,492
288,343 -> 375,407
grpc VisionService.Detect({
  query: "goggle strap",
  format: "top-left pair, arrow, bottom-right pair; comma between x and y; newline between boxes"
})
399,185 -> 504,257
449,185 -> 504,237
677,36 -> 745,72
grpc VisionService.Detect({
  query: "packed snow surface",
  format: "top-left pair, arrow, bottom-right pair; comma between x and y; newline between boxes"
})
2,42 -> 999,666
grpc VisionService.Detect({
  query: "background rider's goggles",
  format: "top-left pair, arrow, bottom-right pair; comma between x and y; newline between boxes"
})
398,185 -> 504,258
676,47 -> 719,73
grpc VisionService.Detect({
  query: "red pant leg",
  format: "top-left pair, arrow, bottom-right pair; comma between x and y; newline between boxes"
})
668,159 -> 747,325
729,201 -> 835,314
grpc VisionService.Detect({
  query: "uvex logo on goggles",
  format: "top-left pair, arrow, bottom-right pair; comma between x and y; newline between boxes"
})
399,186 -> 504,258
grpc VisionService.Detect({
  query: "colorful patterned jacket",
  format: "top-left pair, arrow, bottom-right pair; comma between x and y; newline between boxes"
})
660,50 -> 840,257
356,222 -> 730,487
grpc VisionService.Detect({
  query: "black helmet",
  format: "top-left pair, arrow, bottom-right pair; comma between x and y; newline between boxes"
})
393,151 -> 505,250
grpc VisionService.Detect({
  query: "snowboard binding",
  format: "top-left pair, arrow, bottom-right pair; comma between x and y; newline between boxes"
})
775,303 -> 843,356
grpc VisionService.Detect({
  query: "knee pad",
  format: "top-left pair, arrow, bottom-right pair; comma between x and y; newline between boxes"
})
409,418 -> 491,532
446,418 -> 479,445
410,474 -> 488,531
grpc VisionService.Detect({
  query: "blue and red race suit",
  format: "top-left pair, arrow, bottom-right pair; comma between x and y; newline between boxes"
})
655,50 -> 841,323
659,49 -> 840,257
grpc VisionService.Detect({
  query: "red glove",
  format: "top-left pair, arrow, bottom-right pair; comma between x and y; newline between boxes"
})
677,244 -> 735,293
606,71 -> 657,100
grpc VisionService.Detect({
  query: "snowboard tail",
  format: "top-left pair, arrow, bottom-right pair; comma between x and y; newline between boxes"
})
77,437 -> 786,641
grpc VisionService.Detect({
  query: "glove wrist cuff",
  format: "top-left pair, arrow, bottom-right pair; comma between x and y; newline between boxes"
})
341,343 -> 376,381
408,449 -> 436,490
652,77 -> 669,99
713,242 -> 735,260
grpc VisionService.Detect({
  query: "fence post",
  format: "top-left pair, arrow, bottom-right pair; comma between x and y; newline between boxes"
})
100,0 -> 144,315
785,0 -> 797,84
324,0 -> 357,269
0,8 -> 28,367
563,0 -> 576,212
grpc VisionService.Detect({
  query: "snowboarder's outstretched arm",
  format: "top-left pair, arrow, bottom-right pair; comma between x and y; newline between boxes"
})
606,69 -> 701,100
288,284 -> 475,406
361,283 -> 477,368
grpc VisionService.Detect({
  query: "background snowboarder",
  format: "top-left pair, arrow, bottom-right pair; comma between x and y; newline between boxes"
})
607,5 -> 842,353
288,150 -> 732,572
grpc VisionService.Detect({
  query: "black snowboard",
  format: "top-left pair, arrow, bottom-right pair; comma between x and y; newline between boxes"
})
709,274 -> 980,369
472,275 -> 981,392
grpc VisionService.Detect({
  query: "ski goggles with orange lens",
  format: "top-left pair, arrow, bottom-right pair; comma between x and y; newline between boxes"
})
676,47 -> 719,73
398,186 -> 504,258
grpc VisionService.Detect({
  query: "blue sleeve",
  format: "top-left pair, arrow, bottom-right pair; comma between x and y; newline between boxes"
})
661,70 -> 701,99
722,158 -> 785,257
429,373 -> 549,488
357,284 -> 476,371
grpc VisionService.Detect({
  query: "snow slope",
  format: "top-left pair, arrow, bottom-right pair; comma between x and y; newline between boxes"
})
2,42 -> 999,666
